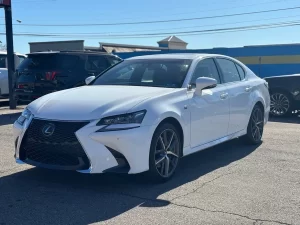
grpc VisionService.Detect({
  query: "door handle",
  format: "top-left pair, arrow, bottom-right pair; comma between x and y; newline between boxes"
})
245,86 -> 252,92
220,93 -> 229,99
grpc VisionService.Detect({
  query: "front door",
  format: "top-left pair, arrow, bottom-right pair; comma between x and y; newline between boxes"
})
188,58 -> 230,148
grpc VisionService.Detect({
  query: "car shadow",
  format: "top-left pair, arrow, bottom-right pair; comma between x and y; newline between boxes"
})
0,113 -> 21,126
269,113 -> 300,124
0,139 -> 260,225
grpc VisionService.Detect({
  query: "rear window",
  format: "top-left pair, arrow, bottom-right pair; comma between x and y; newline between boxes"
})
17,54 -> 79,70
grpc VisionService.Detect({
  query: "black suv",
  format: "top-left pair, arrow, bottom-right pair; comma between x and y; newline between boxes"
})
264,74 -> 300,117
15,51 -> 122,102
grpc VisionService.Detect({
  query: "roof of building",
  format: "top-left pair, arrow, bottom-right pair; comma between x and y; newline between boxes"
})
157,36 -> 187,44
127,53 -> 223,60
100,42 -> 166,49
97,42 -> 168,53
244,43 -> 300,48
29,40 -> 84,44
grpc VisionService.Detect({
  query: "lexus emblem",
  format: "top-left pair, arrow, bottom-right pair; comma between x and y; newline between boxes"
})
42,123 -> 55,137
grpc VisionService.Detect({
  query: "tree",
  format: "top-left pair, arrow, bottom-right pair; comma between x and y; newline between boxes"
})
0,41 -> 6,51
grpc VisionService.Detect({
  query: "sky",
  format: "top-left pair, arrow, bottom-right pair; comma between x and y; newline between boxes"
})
1,0 -> 300,54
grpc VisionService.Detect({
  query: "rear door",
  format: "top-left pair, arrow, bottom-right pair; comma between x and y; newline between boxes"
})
215,57 -> 252,134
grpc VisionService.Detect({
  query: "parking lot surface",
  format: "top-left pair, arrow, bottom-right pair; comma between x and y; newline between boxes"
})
0,116 -> 299,225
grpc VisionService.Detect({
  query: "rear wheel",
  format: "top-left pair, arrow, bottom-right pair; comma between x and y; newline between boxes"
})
148,123 -> 181,182
270,92 -> 292,117
244,105 -> 264,145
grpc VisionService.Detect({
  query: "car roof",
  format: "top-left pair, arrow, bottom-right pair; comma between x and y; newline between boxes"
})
28,51 -> 113,55
126,53 -> 227,60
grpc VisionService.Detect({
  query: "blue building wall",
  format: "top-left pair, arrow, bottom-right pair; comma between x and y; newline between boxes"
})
116,44 -> 300,78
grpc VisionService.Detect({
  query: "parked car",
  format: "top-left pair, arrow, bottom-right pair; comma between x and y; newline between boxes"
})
14,53 -> 270,182
264,74 -> 300,117
0,51 -> 26,98
14,51 -> 122,102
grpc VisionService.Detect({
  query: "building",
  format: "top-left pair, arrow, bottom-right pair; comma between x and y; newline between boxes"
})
157,36 -> 188,49
28,38 -> 300,78
29,40 -> 86,53
116,43 -> 300,78
28,36 -> 187,54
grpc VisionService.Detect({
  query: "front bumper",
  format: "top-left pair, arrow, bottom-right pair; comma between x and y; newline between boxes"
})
13,117 -> 155,174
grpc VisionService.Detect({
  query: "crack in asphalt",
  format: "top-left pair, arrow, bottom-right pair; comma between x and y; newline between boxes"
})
116,191 -> 293,225
170,172 -> 235,201
170,202 -> 293,225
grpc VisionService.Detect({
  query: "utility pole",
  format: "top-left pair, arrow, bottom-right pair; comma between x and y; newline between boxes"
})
1,0 -> 16,109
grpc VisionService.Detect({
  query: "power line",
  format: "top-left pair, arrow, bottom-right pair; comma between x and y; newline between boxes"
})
4,20 -> 300,38
5,6 -> 300,27
93,22 -> 300,39
96,0 -> 297,22
16,14 -> 300,35
11,0 -> 295,23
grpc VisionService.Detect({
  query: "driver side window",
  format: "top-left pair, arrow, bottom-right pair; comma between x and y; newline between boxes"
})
190,58 -> 221,87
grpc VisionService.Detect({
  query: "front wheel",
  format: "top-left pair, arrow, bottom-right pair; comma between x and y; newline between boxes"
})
147,123 -> 182,182
244,105 -> 264,145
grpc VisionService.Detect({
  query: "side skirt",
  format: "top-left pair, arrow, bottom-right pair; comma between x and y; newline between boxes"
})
183,129 -> 247,157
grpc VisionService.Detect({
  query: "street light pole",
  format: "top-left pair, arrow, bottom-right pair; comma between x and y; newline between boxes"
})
4,4 -> 16,109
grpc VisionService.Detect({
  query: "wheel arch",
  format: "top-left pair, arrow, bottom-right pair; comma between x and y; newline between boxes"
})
255,101 -> 264,111
246,88 -> 269,126
269,87 -> 293,97
154,117 -> 184,157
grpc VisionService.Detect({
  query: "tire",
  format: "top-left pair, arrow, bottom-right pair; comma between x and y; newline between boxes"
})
244,105 -> 264,145
270,91 -> 293,117
147,123 -> 182,182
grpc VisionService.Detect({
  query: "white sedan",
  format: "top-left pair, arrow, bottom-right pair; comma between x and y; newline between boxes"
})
13,54 -> 270,182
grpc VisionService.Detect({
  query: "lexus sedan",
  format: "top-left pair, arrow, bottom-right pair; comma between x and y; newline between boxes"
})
264,74 -> 300,117
13,54 -> 270,182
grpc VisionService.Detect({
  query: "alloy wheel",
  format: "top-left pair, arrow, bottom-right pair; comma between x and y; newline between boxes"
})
250,107 -> 264,142
154,129 -> 180,178
270,93 -> 290,116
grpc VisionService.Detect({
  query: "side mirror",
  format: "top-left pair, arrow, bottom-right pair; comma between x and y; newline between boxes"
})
195,77 -> 217,95
85,76 -> 96,85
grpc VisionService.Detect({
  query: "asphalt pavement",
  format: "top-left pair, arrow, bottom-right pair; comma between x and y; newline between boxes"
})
0,115 -> 299,225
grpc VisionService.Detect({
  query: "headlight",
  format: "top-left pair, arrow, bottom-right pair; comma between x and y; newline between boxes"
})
96,110 -> 146,132
17,108 -> 32,125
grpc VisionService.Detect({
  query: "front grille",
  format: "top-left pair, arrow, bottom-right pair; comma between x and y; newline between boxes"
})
19,119 -> 90,170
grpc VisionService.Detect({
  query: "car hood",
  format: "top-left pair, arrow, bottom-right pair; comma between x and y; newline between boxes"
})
28,85 -> 175,121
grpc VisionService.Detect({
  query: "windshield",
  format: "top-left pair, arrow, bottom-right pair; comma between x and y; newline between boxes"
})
92,59 -> 192,88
